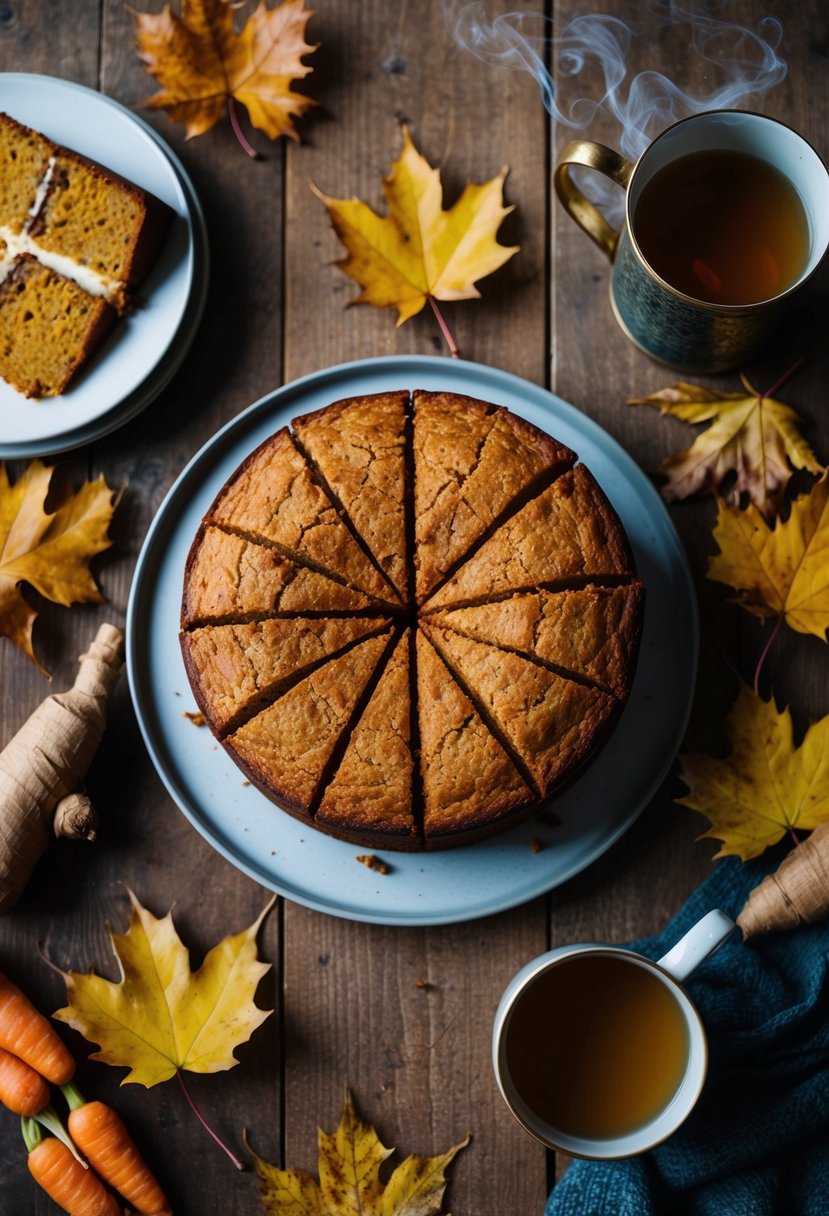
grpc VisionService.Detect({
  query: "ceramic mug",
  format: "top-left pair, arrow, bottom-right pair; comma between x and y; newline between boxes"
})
554,111 -> 829,372
492,908 -> 735,1159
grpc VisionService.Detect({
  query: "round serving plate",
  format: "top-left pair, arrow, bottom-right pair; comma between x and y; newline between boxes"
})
127,356 -> 698,927
0,74 -> 208,457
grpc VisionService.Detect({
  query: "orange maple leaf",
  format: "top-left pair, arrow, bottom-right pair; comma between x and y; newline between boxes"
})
134,0 -> 318,151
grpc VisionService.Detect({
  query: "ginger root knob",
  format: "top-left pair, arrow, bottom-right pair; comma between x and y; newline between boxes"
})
53,793 -> 98,842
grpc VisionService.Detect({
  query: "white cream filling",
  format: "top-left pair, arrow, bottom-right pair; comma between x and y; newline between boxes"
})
0,223 -> 122,302
28,155 -> 56,218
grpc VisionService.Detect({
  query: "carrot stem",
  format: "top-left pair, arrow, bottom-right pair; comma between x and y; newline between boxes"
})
228,97 -> 261,160
176,1071 -> 245,1170
753,615 -> 783,695
761,357 -> 806,400
428,296 -> 460,358
33,1103 -> 87,1166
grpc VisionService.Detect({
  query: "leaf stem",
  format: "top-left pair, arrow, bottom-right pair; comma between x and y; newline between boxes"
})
428,296 -> 460,358
227,98 -> 261,161
176,1071 -> 246,1170
789,827 -> 801,847
753,615 -> 783,695
761,357 -> 806,400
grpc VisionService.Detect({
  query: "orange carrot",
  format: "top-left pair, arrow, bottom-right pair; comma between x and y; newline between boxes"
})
0,1044 -> 49,1115
0,971 -> 74,1084
64,1085 -> 170,1216
22,1118 -> 121,1216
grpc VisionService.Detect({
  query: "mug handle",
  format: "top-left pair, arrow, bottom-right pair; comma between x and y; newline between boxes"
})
657,909 -> 736,983
553,140 -> 635,261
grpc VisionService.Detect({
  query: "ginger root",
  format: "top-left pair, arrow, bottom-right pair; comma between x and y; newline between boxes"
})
737,819 -> 829,939
0,624 -> 124,914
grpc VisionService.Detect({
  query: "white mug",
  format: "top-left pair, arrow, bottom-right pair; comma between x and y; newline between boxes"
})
492,909 -> 735,1159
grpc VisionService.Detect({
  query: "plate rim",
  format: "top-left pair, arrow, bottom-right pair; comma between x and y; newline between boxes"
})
0,73 -> 208,456
127,355 -> 699,926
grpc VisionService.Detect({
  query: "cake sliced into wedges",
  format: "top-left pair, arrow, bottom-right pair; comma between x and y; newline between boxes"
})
412,390 -> 574,602
316,630 -> 416,847
225,630 -> 395,816
182,525 -> 380,627
416,630 -> 535,844
293,391 -> 410,600
425,466 -> 634,610
423,624 -> 617,800
207,427 -> 400,605
182,616 -> 392,735
428,584 -> 644,699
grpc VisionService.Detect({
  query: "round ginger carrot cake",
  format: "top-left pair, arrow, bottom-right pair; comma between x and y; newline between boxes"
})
180,389 -> 644,851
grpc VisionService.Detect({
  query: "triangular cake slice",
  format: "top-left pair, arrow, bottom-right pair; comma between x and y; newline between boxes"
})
429,584 -> 644,699
225,630 -> 393,815
182,616 -> 391,735
425,466 -> 635,610
423,625 -> 618,800
293,391 -> 410,600
412,391 -> 575,602
181,525 -> 378,627
316,630 -> 416,846
207,427 -> 399,604
416,630 -> 535,844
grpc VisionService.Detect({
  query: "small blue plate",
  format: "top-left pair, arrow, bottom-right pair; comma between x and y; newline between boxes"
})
127,356 -> 697,926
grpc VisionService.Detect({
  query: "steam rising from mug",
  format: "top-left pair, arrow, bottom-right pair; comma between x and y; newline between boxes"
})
443,2 -> 786,218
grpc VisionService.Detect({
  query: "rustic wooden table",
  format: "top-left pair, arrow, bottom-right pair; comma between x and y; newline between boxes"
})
1,2 -> 827,1213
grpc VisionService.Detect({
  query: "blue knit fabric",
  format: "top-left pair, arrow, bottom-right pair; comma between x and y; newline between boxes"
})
546,852 -> 829,1216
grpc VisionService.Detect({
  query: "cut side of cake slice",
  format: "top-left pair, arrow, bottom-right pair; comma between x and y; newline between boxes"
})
207,427 -> 401,605
424,466 -> 635,610
428,583 -> 644,699
181,615 -> 392,735
293,391 -> 410,600
225,629 -> 394,816
412,390 -> 575,602
416,630 -> 536,845
0,253 -> 116,398
0,113 -> 56,233
181,525 -> 381,627
316,629 -> 417,847
423,624 -> 618,801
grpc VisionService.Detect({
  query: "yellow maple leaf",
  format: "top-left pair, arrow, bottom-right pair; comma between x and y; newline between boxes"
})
311,125 -> 519,340
707,473 -> 829,641
135,0 -> 318,146
628,374 -> 822,518
53,889 -> 274,1087
247,1089 -> 470,1216
0,461 -> 116,674
678,681 -> 829,860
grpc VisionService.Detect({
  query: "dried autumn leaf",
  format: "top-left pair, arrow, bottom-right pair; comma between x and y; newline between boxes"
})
135,0 -> 318,147
678,681 -> 829,860
707,473 -> 829,641
628,374 -> 822,518
311,125 -> 519,335
53,889 -> 274,1087
0,461 -> 115,673
247,1088 -> 470,1216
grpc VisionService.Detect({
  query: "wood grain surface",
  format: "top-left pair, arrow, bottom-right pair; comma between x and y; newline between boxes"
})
0,1 -> 827,1213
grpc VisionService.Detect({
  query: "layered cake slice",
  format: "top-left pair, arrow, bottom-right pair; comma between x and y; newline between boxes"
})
423,624 -> 617,800
425,466 -> 635,610
0,253 -> 116,398
225,630 -> 394,815
428,584 -> 644,699
416,630 -> 535,844
182,525 -> 380,627
0,114 -> 55,232
316,630 -> 416,846
293,391 -> 410,599
181,615 -> 392,734
412,390 -> 575,601
207,428 -> 400,605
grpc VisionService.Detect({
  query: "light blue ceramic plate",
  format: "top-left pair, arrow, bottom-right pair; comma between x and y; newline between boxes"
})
0,75 -> 208,457
127,357 -> 698,926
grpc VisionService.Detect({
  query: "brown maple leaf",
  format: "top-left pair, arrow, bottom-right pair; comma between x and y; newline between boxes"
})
629,372 -> 822,519
0,462 -> 117,674
135,0 -> 318,153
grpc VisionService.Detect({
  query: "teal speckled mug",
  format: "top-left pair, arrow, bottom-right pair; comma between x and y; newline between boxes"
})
554,111 -> 829,373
